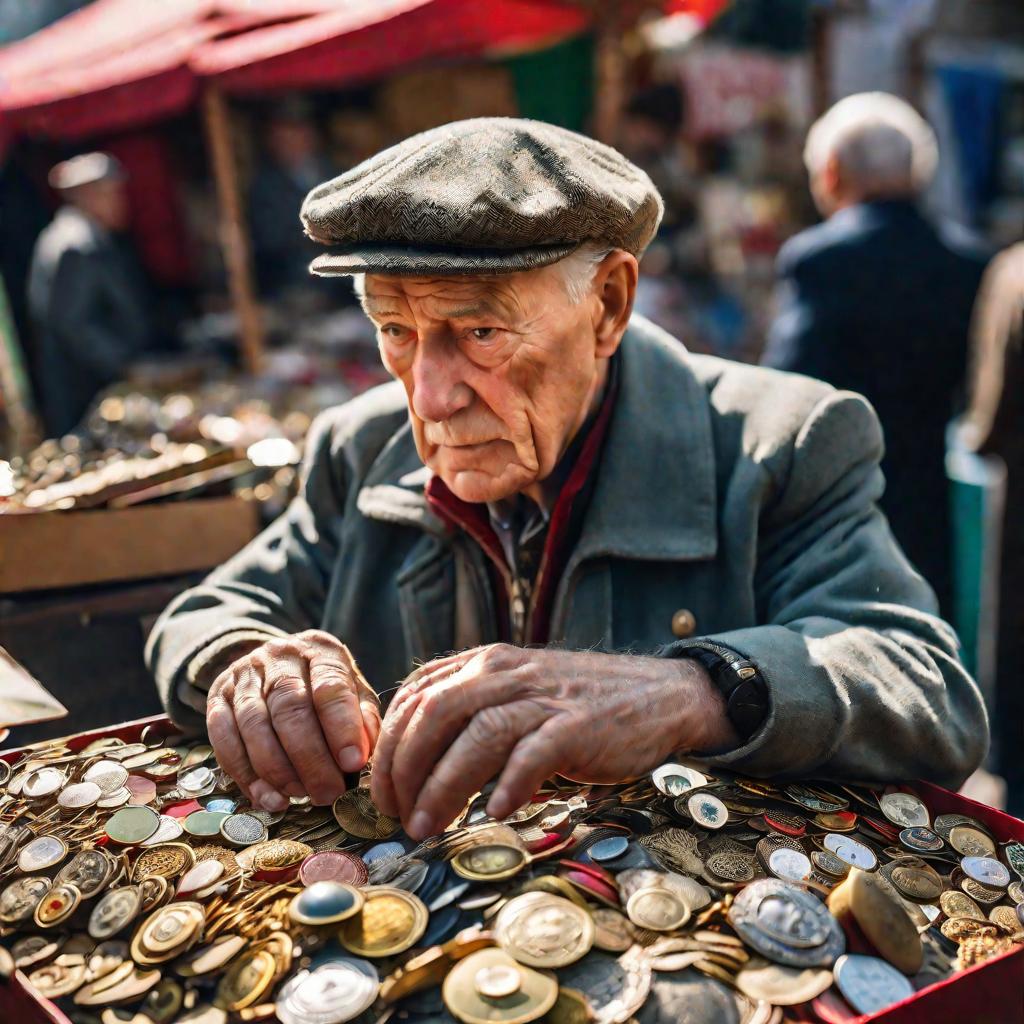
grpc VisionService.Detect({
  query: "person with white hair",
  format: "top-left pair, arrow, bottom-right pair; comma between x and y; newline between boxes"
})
762,92 -> 990,617
28,152 -> 153,436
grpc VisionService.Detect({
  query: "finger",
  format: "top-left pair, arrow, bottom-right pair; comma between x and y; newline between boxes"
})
371,654 -> 473,815
384,650 -> 477,723
207,678 -> 257,800
261,658 -> 348,806
405,701 -> 547,839
486,719 -> 569,821
306,646 -> 374,773
360,700 -> 382,752
387,663 -> 532,823
229,665 -> 303,808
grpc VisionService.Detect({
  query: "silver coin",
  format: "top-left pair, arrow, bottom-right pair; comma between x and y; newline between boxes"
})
834,953 -> 914,1016
729,879 -> 845,967
178,766 -> 216,795
18,835 -> 68,873
961,856 -> 1011,888
97,787 -> 132,809
219,813 -> 266,848
275,959 -> 379,1024
140,816 -> 184,846
879,792 -> 929,829
57,782 -> 102,810
83,760 -> 130,795
823,834 -> 878,871
651,763 -> 707,796
687,792 -> 728,829
768,848 -> 812,883
22,767 -> 66,799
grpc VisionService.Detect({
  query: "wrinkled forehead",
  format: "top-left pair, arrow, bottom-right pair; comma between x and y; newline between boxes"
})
360,268 -> 554,321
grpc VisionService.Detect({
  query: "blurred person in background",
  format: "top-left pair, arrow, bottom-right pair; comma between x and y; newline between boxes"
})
762,93 -> 989,616
249,98 -> 337,302
28,152 -> 153,437
957,243 -> 1024,814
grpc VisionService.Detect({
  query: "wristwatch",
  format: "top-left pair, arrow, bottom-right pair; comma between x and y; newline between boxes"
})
667,639 -> 769,742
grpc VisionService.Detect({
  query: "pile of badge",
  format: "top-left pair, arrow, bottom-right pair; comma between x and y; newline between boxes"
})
0,731 -> 1022,1024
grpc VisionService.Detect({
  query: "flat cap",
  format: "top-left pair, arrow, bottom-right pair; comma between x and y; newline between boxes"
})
301,117 -> 663,277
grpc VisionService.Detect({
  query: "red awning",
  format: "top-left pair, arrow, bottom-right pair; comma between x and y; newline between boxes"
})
0,0 -> 366,139
190,0 -> 590,93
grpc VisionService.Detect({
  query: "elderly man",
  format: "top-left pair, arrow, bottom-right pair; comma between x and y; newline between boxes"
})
148,119 -> 986,842
761,93 -> 989,617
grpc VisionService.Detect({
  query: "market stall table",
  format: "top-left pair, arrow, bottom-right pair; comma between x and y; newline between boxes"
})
0,715 -> 1021,1024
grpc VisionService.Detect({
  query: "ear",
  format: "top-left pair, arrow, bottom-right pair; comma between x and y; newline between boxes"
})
822,153 -> 843,198
590,250 -> 639,358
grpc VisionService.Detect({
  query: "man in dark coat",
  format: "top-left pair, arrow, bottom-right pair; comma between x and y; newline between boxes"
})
762,93 -> 989,616
28,153 -> 152,437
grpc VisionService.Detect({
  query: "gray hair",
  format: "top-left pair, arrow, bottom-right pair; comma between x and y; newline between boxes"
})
803,92 -> 938,197
351,242 -> 612,308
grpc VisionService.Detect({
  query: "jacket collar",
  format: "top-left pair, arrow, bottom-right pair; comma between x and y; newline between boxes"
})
356,314 -> 718,562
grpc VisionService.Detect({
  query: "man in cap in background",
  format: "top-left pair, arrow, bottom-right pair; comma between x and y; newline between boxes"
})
762,93 -> 990,617
28,152 -> 153,436
149,118 -> 985,851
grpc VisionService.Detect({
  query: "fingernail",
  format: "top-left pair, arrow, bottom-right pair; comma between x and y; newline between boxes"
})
408,810 -> 432,839
337,746 -> 364,773
251,780 -> 288,812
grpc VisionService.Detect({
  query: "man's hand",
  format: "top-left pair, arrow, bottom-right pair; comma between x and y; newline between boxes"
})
206,630 -> 380,811
369,644 -> 738,840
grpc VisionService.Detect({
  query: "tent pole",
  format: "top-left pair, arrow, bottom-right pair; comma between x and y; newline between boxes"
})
201,85 -> 264,375
592,8 -> 625,144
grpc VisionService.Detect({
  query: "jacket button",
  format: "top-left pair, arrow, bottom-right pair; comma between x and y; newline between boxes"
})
671,609 -> 697,639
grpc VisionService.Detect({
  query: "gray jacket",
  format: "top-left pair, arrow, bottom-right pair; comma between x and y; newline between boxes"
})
147,316 -> 988,788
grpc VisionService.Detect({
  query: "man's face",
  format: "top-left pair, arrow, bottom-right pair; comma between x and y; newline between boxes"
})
74,178 -> 130,232
362,265 -> 606,504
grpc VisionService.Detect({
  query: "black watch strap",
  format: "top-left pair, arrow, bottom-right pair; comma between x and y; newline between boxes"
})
669,639 -> 769,742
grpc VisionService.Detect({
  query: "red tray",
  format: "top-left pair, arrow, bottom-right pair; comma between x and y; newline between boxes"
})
0,716 -> 1022,1023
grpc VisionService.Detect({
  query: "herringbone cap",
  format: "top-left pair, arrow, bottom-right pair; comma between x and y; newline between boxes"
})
301,117 -> 663,276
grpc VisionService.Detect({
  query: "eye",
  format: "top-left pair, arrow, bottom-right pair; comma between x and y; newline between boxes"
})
469,327 -> 497,342
380,324 -> 413,342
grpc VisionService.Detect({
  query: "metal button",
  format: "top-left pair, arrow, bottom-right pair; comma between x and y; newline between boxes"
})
671,609 -> 697,639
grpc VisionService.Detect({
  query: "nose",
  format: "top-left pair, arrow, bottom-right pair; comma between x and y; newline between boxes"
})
410,336 -> 473,424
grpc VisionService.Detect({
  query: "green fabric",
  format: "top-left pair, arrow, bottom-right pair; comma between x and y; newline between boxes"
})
147,314 -> 988,790
506,34 -> 594,132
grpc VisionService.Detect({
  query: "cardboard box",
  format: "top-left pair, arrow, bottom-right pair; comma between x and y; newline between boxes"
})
1,716 -> 1022,1023
0,497 -> 260,594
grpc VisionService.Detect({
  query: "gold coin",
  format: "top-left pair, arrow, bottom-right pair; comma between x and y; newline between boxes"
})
28,958 -> 88,998
735,958 -> 834,1006
132,843 -> 195,881
213,948 -> 277,1011
176,935 -> 248,978
338,886 -> 428,957
333,788 -> 400,840
625,886 -> 691,932
248,840 -> 312,873
452,844 -> 528,882
538,986 -> 591,1024
941,917 -> 998,943
890,863 -> 942,902
132,902 -> 205,965
940,890 -> 984,920
75,965 -> 161,1006
495,893 -> 595,969
828,869 -> 922,974
138,875 -> 170,913
949,826 -> 997,858
34,882 -> 82,928
443,948 -> 558,1024
989,905 -> 1020,932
